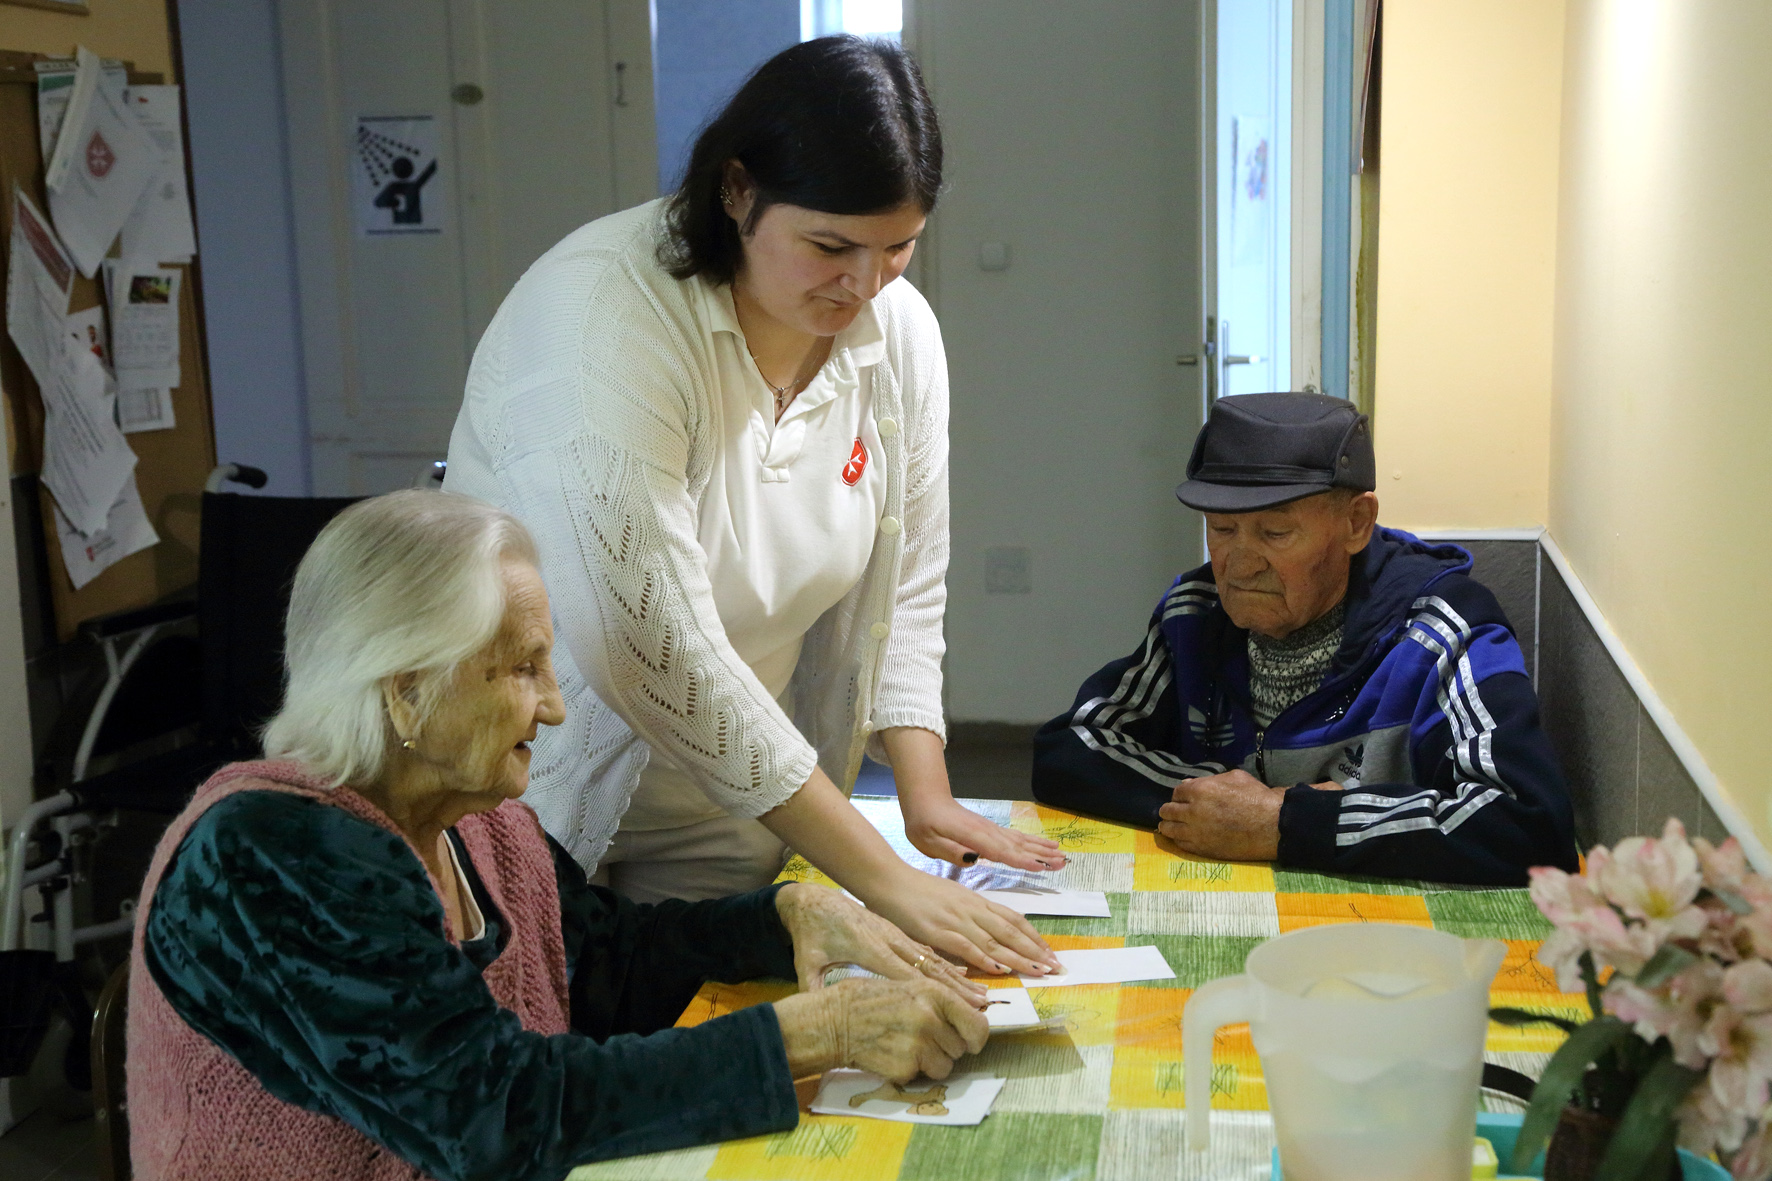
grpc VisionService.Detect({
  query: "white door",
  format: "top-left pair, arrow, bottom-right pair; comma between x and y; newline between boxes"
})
1212,0 -> 1292,400
279,0 -> 657,496
916,1 -> 1209,723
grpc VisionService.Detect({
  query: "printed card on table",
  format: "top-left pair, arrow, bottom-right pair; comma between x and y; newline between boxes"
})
810,1070 -> 1006,1126
978,886 -> 1112,917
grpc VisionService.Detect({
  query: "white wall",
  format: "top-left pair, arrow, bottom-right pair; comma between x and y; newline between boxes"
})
177,0 -> 312,494
916,1 -> 1206,723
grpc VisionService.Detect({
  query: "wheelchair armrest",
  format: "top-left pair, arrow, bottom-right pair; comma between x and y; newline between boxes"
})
79,600 -> 197,641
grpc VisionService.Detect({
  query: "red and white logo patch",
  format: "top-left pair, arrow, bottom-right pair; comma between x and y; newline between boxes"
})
86,131 -> 115,179
841,438 -> 868,486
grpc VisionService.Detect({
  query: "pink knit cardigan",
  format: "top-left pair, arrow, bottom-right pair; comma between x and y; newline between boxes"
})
126,761 -> 572,1181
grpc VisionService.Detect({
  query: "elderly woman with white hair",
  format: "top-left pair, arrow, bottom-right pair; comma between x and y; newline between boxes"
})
126,491 -> 988,1181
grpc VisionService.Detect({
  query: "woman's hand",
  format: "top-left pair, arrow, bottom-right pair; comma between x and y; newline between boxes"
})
774,978 -> 989,1083
775,883 -> 986,1005
902,796 -> 1066,872
862,872 -> 1061,977
881,726 -> 1065,871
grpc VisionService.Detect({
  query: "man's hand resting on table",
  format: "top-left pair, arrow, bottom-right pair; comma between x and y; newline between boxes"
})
1156,771 -> 1343,862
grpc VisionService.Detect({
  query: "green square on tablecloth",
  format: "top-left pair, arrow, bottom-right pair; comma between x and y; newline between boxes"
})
1125,934 -> 1263,989
1425,890 -> 1551,940
1033,892 -> 1130,938
1270,868 -> 1432,895
899,1112 -> 1103,1181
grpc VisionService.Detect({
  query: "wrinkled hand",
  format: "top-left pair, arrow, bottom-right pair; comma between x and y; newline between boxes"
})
903,799 -> 1067,872
1156,769 -> 1284,861
774,977 -> 989,1083
774,882 -> 986,1005
860,871 -> 1061,977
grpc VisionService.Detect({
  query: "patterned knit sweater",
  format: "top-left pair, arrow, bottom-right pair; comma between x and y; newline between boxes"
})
444,201 -> 951,872
1246,601 -> 1347,728
128,761 -> 798,1181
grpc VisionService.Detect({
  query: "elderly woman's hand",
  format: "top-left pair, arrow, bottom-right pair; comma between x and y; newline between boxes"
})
774,977 -> 989,1083
775,883 -> 987,1005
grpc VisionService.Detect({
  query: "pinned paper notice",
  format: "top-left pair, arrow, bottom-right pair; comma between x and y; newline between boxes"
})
40,340 -> 138,538
119,85 -> 197,264
106,260 -> 181,389
352,115 -> 444,235
35,57 -> 128,165
1020,945 -> 1176,989
55,475 -> 157,589
118,387 -> 175,434
47,47 -> 159,277
810,1070 -> 1006,1126
6,188 -> 75,389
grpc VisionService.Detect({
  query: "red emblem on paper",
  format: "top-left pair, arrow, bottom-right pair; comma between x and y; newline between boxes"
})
86,131 -> 115,178
842,438 -> 868,486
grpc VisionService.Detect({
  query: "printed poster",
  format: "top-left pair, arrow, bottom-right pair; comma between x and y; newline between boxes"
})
352,115 -> 444,236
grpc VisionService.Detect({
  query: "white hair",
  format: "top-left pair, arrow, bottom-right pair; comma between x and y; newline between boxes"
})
261,489 -> 540,787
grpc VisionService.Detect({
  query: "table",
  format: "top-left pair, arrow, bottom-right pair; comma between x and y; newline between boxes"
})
570,797 -> 1587,1181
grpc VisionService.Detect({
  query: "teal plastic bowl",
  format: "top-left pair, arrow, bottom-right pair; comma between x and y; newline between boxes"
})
1269,1111 -> 1730,1179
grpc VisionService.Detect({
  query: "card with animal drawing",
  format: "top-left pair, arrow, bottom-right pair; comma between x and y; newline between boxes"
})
809,1070 -> 1008,1126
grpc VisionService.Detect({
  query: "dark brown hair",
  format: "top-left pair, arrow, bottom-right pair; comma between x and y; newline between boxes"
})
658,35 -> 943,284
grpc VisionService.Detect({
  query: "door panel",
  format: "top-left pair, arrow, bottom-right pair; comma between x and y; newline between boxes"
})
281,0 -> 654,496
919,1 -> 1207,723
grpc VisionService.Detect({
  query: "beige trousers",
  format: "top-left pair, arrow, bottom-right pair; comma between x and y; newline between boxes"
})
591,810 -> 789,903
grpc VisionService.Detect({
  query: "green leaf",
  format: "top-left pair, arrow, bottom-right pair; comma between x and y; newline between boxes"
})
1511,1015 -> 1633,1173
1581,950 -> 1604,1024
1489,1006 -> 1582,1034
1710,886 -> 1754,916
1633,944 -> 1698,989
1593,1048 -> 1704,1181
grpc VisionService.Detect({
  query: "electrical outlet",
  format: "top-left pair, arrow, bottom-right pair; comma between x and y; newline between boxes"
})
985,546 -> 1032,594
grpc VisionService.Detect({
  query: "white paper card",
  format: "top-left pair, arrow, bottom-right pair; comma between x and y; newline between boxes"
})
984,987 -> 1042,1031
47,47 -> 160,277
35,58 -> 127,164
979,887 -> 1112,918
6,188 -> 75,389
41,340 -> 137,537
118,387 -> 175,433
54,474 -> 157,589
810,1070 -> 1006,1126
109,263 -> 181,389
119,86 -> 197,264
1021,945 -> 1177,989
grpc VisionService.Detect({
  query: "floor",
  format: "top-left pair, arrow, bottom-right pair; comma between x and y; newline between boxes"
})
0,1109 -> 98,1181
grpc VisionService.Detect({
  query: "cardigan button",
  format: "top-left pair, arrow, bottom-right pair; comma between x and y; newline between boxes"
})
878,417 -> 900,438
870,622 -> 890,640
879,515 -> 902,535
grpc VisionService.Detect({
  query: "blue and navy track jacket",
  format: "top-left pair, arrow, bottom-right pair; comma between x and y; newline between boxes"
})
1032,528 -> 1578,886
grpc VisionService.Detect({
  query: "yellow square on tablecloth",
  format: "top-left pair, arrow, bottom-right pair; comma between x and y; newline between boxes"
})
673,981 -> 797,1029
706,1117 -> 912,1181
1109,997 -> 1267,1112
1133,833 -> 1276,893
1006,803 -> 1138,854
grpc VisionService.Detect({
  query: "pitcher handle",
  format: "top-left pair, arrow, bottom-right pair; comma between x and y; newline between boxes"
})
1182,973 -> 1253,1151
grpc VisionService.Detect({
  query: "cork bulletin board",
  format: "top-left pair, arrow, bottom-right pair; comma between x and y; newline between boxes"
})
0,48 -> 214,640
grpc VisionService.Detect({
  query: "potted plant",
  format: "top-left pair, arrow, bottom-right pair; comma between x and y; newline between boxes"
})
1495,819 -> 1772,1180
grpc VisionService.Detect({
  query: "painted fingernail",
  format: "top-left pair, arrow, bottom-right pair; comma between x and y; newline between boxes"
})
962,852 -> 979,864
993,962 -> 1010,974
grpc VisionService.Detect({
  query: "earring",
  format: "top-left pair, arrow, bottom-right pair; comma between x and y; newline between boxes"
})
719,185 -> 732,205
402,739 -> 417,751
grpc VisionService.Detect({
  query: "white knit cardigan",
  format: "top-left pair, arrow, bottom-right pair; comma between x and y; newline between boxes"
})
445,202 -> 951,870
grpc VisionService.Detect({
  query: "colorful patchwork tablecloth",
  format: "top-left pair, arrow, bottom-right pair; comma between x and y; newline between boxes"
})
569,797 -> 1585,1181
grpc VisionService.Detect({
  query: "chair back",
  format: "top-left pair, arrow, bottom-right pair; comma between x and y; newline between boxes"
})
91,960 -> 130,1181
198,492 -> 363,750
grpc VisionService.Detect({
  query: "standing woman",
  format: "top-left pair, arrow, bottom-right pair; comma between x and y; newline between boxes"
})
446,36 -> 1063,976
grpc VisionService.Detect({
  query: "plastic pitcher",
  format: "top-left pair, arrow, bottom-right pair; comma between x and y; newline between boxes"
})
1183,923 -> 1505,1181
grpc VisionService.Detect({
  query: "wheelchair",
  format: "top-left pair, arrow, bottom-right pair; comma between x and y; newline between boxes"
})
0,462 -> 383,1089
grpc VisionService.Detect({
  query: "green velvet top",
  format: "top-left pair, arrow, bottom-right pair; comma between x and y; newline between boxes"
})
142,790 -> 801,1181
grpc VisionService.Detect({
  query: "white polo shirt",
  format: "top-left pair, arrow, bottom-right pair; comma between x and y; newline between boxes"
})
620,281 -> 888,830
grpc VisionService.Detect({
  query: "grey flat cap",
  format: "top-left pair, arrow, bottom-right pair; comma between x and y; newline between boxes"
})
1175,392 -> 1375,513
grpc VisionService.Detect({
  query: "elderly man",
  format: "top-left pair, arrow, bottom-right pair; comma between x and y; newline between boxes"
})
1032,392 -> 1577,886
